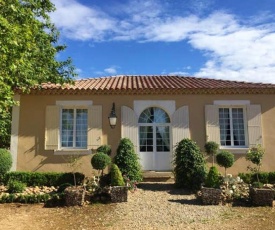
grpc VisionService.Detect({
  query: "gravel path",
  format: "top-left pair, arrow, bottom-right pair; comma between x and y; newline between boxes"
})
108,182 -> 231,230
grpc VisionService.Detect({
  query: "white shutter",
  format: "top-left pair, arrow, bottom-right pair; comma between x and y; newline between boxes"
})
45,106 -> 59,150
121,106 -> 138,153
247,105 -> 263,147
172,106 -> 190,147
205,105 -> 220,143
87,105 -> 102,149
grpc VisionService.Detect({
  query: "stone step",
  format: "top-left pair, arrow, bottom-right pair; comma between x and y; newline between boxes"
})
142,171 -> 174,182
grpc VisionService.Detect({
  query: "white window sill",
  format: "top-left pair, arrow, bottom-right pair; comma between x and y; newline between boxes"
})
54,149 -> 92,155
220,147 -> 248,154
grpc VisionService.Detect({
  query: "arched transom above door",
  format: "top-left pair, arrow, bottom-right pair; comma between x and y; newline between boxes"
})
138,107 -> 170,123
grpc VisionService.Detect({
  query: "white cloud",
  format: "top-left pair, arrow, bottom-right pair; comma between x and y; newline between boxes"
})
50,0 -> 275,83
104,67 -> 118,75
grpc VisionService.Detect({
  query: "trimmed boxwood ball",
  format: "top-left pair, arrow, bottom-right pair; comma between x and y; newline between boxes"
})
0,148 -> 12,176
110,164 -> 125,186
96,145 -> 112,156
216,150 -> 234,176
91,152 -> 111,175
204,141 -> 219,166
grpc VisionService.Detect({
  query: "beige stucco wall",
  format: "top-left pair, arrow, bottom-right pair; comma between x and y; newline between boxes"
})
14,93 -> 275,176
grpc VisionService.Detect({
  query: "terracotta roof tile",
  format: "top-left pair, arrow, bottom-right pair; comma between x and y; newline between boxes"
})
27,75 -> 275,95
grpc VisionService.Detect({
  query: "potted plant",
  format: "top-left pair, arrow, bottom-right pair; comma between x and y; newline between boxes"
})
204,141 -> 219,167
246,145 -> 274,206
62,154 -> 87,206
201,166 -> 222,205
110,163 -> 128,203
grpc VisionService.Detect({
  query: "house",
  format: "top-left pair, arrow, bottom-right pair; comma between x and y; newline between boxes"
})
10,75 -> 275,176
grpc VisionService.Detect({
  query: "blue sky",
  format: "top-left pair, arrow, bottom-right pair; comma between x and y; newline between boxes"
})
50,0 -> 275,83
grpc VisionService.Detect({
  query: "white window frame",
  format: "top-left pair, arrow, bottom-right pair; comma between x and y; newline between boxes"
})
55,100 -> 93,155
218,106 -> 248,149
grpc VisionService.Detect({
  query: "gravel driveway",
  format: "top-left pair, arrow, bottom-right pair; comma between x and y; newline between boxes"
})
108,182 -> 229,229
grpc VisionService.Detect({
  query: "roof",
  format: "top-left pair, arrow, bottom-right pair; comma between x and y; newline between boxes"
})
24,75 -> 275,95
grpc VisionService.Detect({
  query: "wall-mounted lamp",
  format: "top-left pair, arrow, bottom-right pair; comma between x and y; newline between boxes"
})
108,102 -> 117,129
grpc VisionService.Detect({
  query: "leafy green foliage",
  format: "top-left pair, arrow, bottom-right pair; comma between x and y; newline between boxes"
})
173,139 -> 207,190
91,152 -> 111,175
97,145 -> 112,156
204,141 -> 219,166
3,172 -> 85,186
245,145 -> 265,184
0,0 -> 76,148
216,150 -> 234,176
57,183 -> 72,193
204,166 -> 220,188
110,164 -> 125,186
7,180 -> 26,193
114,138 -> 142,182
0,148 -> 12,176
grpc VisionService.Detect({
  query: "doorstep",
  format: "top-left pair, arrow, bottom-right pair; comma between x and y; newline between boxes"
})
142,171 -> 174,182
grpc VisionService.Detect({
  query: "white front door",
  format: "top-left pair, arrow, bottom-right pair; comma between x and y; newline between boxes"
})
138,107 -> 171,171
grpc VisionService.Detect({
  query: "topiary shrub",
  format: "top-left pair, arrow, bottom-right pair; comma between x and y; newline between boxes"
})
204,141 -> 219,166
7,180 -> 26,193
204,166 -> 220,188
0,148 -> 12,177
110,164 -> 125,186
91,152 -> 111,175
97,145 -> 112,156
114,138 -> 142,182
246,144 -> 265,184
216,150 -> 234,176
173,138 -> 207,190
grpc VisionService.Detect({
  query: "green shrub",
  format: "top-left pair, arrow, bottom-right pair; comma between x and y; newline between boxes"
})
114,138 -> 142,182
7,180 -> 26,193
3,172 -> 84,186
0,149 -> 12,177
204,166 -> 220,188
57,183 -> 72,193
97,145 -> 112,156
173,138 -> 207,190
216,150 -> 234,176
252,181 -> 263,188
268,172 -> 275,184
99,173 -> 111,187
204,141 -> 219,166
91,152 -> 111,175
238,173 -> 252,184
110,164 -> 125,186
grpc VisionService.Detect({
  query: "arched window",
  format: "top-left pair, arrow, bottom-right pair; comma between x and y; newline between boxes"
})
139,107 -> 170,153
138,107 -> 170,123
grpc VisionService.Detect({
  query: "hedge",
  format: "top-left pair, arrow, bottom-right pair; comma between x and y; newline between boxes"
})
2,172 -> 85,187
238,172 -> 274,184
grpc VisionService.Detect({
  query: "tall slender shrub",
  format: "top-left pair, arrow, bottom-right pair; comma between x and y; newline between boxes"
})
173,139 -> 207,190
114,138 -> 142,182
204,166 -> 220,188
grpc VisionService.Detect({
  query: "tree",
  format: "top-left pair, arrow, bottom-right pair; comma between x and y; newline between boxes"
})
0,0 -> 76,147
246,144 -> 265,184
204,141 -> 219,167
216,150 -> 234,176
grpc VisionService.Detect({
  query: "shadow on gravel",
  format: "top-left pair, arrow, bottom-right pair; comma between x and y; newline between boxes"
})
168,198 -> 201,205
138,183 -> 193,195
